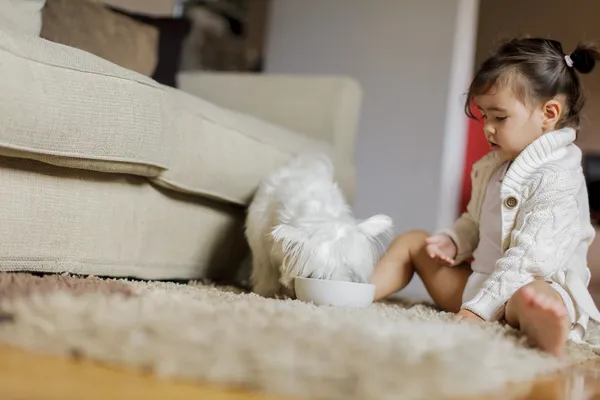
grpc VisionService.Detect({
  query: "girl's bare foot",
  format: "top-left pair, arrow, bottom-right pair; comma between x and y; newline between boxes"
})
517,286 -> 570,357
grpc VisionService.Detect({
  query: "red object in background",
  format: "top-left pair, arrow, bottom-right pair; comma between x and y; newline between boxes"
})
459,105 -> 490,214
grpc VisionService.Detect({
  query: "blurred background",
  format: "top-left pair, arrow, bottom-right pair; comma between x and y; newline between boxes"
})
40,0 -> 600,300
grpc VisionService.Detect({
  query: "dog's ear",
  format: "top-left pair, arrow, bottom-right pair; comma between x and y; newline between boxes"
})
271,224 -> 305,244
358,214 -> 393,237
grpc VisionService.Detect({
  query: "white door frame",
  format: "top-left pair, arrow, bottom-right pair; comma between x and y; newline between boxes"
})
435,0 -> 480,231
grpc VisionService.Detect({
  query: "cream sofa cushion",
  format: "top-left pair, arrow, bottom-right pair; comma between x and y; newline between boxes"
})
0,156 -> 248,280
0,28 -> 336,206
177,72 -> 360,204
153,87 -> 333,204
0,29 -> 168,177
0,0 -> 45,36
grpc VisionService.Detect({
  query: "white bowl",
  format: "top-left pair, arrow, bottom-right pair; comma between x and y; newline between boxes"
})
294,277 -> 375,308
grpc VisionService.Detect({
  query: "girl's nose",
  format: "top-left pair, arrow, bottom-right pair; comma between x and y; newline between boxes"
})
483,122 -> 494,136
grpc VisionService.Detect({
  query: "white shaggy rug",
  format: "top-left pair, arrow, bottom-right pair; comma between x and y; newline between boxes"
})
0,273 -> 598,400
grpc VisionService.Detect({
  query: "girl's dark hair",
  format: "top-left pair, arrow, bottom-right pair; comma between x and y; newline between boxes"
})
466,38 -> 600,130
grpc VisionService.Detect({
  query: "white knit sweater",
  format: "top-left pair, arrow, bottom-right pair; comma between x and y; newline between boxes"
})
440,128 -> 600,322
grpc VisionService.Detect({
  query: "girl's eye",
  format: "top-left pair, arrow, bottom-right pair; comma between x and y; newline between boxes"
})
496,116 -> 507,121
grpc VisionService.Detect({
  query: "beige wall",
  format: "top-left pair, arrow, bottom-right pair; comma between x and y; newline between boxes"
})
476,0 -> 600,153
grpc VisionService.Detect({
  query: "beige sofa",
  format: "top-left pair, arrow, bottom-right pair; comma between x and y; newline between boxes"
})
0,1 -> 361,283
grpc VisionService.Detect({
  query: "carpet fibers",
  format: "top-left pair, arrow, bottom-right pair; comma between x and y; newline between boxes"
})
0,272 -> 598,400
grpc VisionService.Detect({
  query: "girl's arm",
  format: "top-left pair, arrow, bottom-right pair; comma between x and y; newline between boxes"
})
461,172 -> 582,321
436,168 -> 481,265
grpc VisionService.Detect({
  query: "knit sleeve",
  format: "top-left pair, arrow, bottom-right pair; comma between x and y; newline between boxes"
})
436,167 -> 481,265
461,173 -> 581,321
437,208 -> 478,265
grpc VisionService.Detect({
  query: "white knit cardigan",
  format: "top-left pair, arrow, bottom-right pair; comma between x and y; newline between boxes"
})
440,127 -> 600,322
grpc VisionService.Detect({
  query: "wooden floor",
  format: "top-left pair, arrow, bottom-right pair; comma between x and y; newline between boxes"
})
0,345 -> 286,400
1,345 -> 600,400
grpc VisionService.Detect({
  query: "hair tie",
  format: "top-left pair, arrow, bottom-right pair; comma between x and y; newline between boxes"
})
565,54 -> 574,68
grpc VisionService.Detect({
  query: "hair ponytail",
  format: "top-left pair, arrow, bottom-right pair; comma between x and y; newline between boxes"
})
569,43 -> 600,74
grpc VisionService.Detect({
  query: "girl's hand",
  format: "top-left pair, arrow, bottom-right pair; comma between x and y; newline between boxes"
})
425,234 -> 457,265
453,309 -> 484,322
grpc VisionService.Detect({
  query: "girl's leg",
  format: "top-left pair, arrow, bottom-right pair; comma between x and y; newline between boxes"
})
371,230 -> 472,312
505,280 -> 571,356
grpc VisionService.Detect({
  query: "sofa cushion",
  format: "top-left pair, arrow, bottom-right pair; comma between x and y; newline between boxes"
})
0,29 -> 168,178
152,87 -> 333,205
0,156 -> 248,281
0,0 -> 45,36
0,28 -> 336,206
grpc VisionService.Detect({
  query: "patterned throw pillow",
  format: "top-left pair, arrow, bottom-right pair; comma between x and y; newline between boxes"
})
40,0 -> 159,77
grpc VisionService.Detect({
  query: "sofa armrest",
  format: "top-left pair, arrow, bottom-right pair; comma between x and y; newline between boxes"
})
176,71 -> 362,167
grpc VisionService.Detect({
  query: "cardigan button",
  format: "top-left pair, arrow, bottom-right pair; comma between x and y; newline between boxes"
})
504,196 -> 518,209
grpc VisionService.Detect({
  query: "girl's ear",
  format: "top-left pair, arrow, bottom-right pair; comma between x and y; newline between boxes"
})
541,99 -> 563,131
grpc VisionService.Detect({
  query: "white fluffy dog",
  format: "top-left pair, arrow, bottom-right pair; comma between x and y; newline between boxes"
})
246,153 -> 393,297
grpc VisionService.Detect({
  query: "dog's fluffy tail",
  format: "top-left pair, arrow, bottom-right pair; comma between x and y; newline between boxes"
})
286,152 -> 334,178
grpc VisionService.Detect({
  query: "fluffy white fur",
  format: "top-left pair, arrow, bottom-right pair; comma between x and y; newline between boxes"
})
246,153 -> 393,297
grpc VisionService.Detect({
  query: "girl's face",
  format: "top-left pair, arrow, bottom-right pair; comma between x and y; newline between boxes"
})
475,85 -> 551,161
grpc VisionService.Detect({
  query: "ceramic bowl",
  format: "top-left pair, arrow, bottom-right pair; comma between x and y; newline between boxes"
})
294,277 -> 375,307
